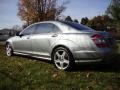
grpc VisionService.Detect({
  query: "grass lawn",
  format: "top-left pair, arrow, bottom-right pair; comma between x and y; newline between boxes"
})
0,44 -> 120,90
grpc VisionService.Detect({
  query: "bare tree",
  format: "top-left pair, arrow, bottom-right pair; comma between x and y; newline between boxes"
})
18,0 -> 68,25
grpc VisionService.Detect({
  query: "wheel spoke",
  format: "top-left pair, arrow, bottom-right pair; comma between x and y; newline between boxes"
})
63,59 -> 69,64
55,59 -> 61,64
56,52 -> 61,58
62,51 -> 66,57
60,62 -> 64,69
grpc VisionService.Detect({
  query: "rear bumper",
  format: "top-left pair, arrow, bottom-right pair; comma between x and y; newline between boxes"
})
73,46 -> 118,63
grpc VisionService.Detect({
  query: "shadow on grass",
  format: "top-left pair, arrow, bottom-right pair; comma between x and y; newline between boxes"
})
15,54 -> 120,73
72,54 -> 120,73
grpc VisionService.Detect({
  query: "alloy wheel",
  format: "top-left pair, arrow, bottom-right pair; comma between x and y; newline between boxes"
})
54,50 -> 70,70
6,44 -> 13,56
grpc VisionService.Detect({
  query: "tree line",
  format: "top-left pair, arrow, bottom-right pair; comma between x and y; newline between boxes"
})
18,0 -> 120,33
65,15 -> 115,32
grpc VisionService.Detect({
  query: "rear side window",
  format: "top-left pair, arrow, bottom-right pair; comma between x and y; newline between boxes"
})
61,21 -> 94,31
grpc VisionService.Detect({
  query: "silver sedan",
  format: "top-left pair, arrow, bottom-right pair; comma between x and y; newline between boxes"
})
6,21 -> 117,70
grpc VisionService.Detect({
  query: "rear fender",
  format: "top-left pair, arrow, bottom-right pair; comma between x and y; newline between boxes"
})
50,39 -> 80,55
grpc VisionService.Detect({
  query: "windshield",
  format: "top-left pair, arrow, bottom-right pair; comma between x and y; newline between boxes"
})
61,21 -> 94,31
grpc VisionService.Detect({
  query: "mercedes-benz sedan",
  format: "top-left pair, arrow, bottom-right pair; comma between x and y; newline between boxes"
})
6,21 -> 117,70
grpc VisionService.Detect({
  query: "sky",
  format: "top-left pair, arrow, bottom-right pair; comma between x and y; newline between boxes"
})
0,0 -> 111,29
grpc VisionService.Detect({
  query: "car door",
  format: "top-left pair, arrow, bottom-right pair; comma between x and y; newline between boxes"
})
13,25 -> 36,54
31,23 -> 61,57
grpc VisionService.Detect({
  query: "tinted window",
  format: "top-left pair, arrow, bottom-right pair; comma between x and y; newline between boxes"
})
52,24 -> 61,33
34,23 -> 60,34
21,25 -> 36,35
61,21 -> 94,31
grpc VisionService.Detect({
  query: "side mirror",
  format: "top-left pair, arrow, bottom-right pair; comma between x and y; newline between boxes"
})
19,34 -> 23,37
16,32 -> 23,37
16,32 -> 20,36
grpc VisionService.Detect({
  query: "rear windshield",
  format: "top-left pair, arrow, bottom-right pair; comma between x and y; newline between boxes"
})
61,21 -> 94,31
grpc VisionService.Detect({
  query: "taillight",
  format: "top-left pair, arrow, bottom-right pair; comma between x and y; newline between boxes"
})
92,34 -> 107,47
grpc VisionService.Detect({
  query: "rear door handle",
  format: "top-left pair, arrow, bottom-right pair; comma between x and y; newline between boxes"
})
51,34 -> 58,37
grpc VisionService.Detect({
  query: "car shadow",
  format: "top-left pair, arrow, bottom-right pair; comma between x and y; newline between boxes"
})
72,54 -> 120,73
15,54 -> 120,73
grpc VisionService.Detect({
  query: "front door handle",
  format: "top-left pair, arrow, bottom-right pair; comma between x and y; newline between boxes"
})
51,34 -> 58,37
27,37 -> 30,39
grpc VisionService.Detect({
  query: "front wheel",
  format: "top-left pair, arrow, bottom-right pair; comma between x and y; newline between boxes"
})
6,43 -> 13,57
52,47 -> 74,70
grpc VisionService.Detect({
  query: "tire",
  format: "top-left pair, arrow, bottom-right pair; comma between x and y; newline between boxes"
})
52,47 -> 74,70
6,43 -> 13,57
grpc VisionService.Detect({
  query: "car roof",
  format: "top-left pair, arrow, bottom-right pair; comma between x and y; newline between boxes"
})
27,21 -> 93,33
29,21 -> 73,33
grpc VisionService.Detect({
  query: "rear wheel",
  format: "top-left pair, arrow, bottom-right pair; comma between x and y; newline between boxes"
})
6,43 -> 13,56
52,47 -> 74,70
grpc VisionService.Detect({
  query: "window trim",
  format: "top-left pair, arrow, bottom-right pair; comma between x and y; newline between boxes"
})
33,23 -> 62,34
20,24 -> 37,36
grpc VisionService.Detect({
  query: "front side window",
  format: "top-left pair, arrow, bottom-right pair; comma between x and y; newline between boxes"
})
20,25 -> 36,35
34,23 -> 52,34
34,23 -> 61,34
